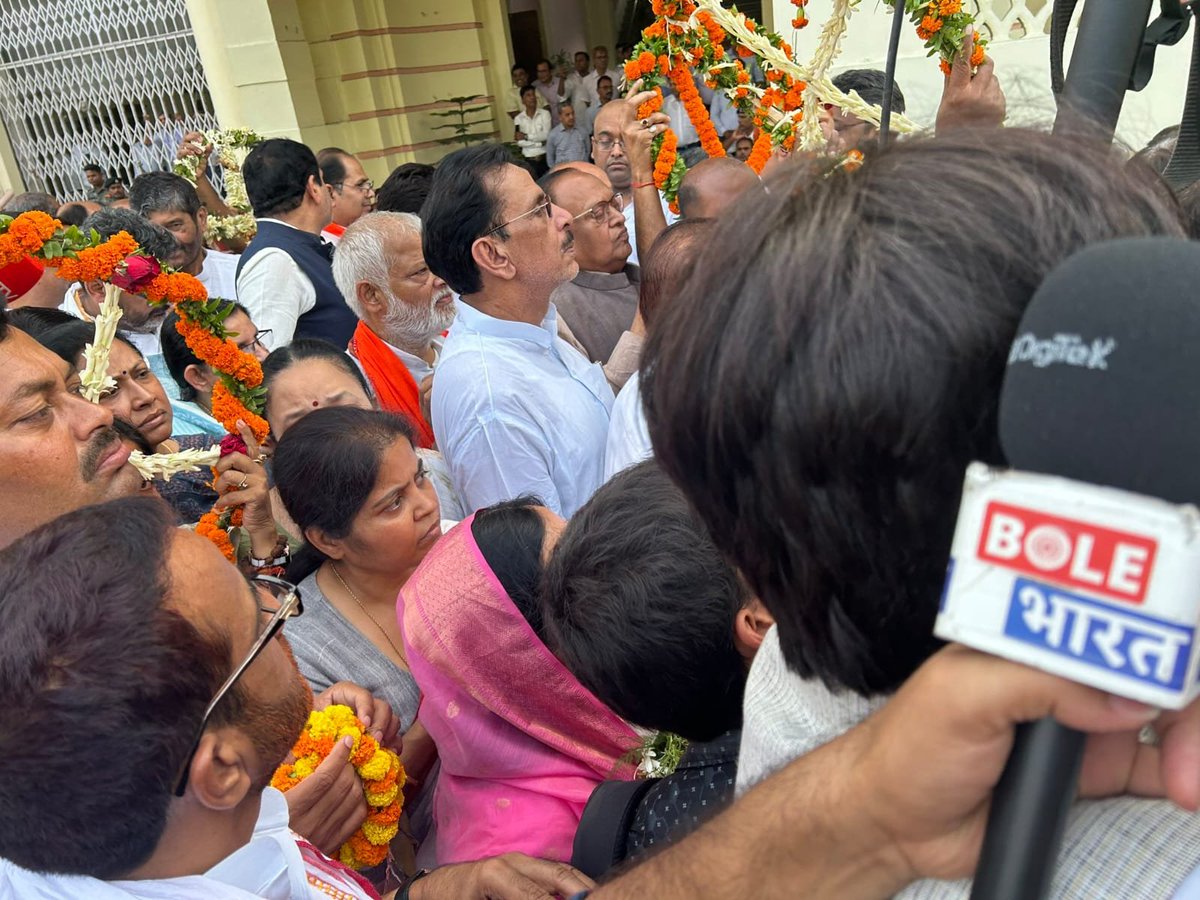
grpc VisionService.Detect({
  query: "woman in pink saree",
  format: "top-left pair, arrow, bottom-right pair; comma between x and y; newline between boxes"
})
399,501 -> 640,865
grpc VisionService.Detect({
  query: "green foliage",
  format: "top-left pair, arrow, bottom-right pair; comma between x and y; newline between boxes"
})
431,95 -> 495,147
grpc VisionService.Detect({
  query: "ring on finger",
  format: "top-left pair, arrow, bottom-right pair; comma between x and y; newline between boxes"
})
237,477 -> 249,490
640,117 -> 649,127
253,454 -> 268,465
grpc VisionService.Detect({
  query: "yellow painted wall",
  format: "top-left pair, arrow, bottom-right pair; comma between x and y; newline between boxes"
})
187,0 -> 511,183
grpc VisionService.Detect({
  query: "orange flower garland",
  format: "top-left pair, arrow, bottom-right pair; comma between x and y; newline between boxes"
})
791,0 -> 809,29
212,381 -> 270,444
745,131 -> 774,174
196,510 -> 236,562
271,705 -> 406,870
668,59 -> 726,159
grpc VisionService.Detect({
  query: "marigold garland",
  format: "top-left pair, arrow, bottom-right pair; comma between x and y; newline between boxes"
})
745,131 -> 775,174
0,210 -> 266,561
271,705 -> 406,870
668,60 -> 726,159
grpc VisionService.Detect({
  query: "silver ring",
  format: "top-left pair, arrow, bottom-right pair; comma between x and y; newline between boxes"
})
1138,723 -> 1161,747
237,477 -> 249,490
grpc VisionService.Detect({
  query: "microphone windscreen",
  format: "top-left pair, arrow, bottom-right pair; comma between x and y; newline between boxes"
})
999,237 -> 1200,505
0,256 -> 44,302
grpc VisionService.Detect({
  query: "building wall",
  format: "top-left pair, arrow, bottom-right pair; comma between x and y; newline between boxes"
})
767,0 -> 1188,149
186,0 -> 513,182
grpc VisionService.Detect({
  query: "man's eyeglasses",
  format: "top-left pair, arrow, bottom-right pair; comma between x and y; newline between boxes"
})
485,194 -> 553,237
592,136 -> 624,151
332,179 -> 374,193
235,328 -> 272,355
172,575 -> 303,796
573,193 -> 624,224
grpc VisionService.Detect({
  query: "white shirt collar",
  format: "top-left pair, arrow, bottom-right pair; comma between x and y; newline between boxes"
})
455,299 -> 558,349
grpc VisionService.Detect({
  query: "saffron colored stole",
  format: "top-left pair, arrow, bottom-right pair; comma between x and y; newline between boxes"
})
400,517 -> 640,865
348,321 -> 436,448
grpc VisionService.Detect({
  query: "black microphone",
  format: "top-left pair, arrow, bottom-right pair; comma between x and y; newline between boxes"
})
1053,0 -> 1155,140
936,237 -> 1200,899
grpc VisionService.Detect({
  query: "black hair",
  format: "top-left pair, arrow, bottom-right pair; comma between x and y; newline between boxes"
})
274,407 -> 417,582
35,319 -> 140,368
543,461 -> 748,741
3,192 -> 59,216
317,147 -> 350,188
832,69 -> 906,115
471,497 -> 550,642
112,417 -> 154,453
56,203 -> 88,227
4,306 -> 76,339
376,162 -> 436,214
0,497 -> 238,878
262,338 -> 372,413
83,163 -> 103,174
641,128 -> 1185,697
639,218 -> 715,330
576,51 -> 590,63
520,84 -> 538,100
129,171 -> 202,218
421,143 -> 513,295
597,75 -> 613,87
243,138 -> 321,218
161,304 -> 253,401
81,207 -> 180,263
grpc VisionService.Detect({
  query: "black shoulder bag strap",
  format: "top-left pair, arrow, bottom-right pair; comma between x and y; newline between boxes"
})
571,779 -> 657,880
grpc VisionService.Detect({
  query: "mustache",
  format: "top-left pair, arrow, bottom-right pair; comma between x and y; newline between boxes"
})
562,231 -> 575,252
79,426 -> 121,482
430,287 -> 454,306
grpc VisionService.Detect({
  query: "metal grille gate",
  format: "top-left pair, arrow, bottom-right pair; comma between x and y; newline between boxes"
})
0,0 -> 220,200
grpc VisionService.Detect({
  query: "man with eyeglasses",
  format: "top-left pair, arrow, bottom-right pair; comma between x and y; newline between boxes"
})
590,91 -> 674,266
318,147 -> 377,244
544,169 -> 638,364
422,142 -> 653,517
0,496 -> 594,899
130,171 -> 240,303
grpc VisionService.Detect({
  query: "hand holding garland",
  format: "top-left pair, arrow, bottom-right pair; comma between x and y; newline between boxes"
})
211,420 -> 277,561
934,29 -> 1006,132
620,81 -> 673,256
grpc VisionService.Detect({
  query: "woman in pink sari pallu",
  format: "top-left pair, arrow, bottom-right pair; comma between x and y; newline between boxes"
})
400,509 -> 640,865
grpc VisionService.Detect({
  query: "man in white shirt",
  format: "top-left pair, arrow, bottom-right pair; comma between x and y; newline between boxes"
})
236,139 -> 358,350
332,211 -> 456,445
582,76 -> 614,136
566,50 -> 592,124
129,171 -> 239,301
421,143 -> 614,517
0,497 -> 592,900
582,45 -> 622,108
513,86 -> 552,177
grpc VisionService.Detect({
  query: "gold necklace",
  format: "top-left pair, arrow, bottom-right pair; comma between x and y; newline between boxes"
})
329,563 -> 407,666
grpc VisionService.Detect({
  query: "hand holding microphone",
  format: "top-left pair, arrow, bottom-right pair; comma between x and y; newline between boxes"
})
936,237 -> 1200,899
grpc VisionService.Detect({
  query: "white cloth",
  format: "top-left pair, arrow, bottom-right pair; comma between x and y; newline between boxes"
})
663,94 -> 700,146
0,789 -> 374,899
514,108 -> 552,158
235,219 -> 318,350
604,369 -> 652,480
621,195 -> 676,266
198,248 -> 240,302
384,336 -> 438,385
431,300 -> 613,518
566,71 -> 591,122
738,627 -> 1200,899
583,68 -> 622,107
710,92 -> 739,136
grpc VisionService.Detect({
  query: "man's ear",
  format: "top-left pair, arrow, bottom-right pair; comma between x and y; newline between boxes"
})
471,235 -> 517,282
182,728 -> 256,812
733,597 -> 775,664
195,206 -> 208,236
356,281 -> 386,317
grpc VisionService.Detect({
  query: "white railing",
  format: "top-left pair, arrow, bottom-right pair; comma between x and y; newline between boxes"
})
0,0 -> 220,199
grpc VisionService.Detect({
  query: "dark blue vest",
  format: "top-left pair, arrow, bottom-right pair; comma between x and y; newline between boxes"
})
236,219 -> 358,347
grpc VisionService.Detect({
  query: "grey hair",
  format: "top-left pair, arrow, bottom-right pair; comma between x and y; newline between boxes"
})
81,207 -> 180,263
332,210 -> 422,319
128,172 -> 201,218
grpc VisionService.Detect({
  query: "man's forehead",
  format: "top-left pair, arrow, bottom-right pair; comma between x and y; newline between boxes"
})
557,172 -> 609,209
388,229 -> 424,260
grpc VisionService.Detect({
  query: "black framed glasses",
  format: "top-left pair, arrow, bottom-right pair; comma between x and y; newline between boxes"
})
173,575 -> 303,796
485,194 -> 553,237
236,328 -> 272,355
573,193 -> 624,224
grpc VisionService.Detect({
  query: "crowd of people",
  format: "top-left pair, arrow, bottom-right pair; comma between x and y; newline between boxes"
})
3,31 -> 1200,900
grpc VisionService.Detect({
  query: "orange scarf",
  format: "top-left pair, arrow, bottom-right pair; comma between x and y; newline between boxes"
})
348,321 -> 436,448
